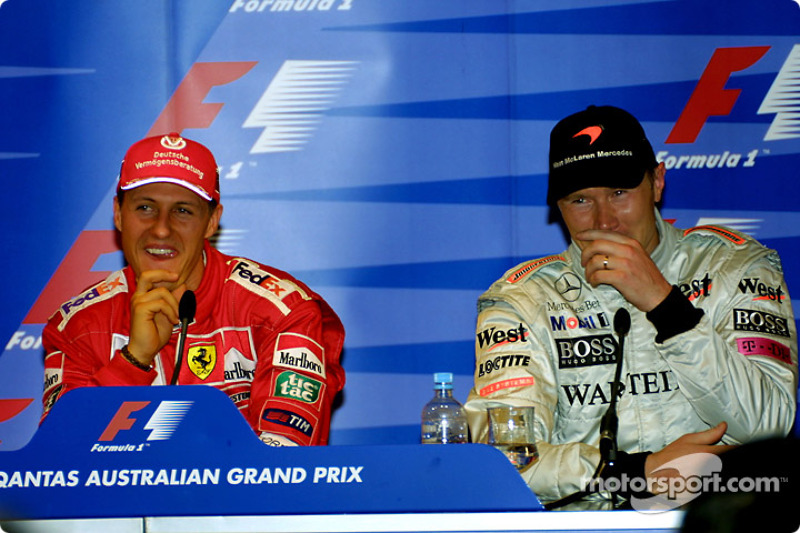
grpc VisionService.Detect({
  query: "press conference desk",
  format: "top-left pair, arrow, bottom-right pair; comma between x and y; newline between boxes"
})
4,510 -> 685,533
0,386 -> 685,533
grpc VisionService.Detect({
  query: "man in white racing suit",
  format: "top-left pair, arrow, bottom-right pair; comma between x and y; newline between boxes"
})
465,105 -> 798,505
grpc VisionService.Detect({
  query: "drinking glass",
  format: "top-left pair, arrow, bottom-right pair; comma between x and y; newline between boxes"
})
487,405 -> 539,472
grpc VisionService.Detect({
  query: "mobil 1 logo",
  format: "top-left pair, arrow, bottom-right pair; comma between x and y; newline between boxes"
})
556,334 -> 618,369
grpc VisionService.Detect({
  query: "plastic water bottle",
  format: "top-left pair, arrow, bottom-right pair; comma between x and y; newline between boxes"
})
421,372 -> 469,444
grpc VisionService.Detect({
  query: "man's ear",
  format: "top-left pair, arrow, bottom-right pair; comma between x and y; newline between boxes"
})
113,198 -> 123,232
205,203 -> 224,239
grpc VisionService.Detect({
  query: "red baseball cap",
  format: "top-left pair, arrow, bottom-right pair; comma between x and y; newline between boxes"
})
117,133 -> 220,203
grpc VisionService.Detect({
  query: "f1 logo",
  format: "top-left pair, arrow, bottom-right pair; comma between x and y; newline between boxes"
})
667,46 -> 770,144
98,401 -> 192,442
668,44 -> 800,143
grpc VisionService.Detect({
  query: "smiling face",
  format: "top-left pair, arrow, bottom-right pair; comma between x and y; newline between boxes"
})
113,182 -> 223,291
556,163 -> 665,254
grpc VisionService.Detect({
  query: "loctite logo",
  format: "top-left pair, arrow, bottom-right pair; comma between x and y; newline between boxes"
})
478,354 -> 531,377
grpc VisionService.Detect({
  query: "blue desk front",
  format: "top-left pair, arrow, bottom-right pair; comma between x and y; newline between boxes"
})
0,386 -> 682,532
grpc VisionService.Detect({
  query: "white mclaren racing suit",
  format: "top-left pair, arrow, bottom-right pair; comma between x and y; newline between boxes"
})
465,211 -> 798,503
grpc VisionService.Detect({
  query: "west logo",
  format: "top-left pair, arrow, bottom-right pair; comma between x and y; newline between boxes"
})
680,273 -> 712,301
476,323 -> 529,351
98,401 -> 192,442
738,278 -> 785,303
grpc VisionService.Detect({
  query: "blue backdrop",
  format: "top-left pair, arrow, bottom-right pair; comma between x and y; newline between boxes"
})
1,0 -> 799,450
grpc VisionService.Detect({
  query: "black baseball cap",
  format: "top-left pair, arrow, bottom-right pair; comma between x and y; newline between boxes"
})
547,105 -> 658,205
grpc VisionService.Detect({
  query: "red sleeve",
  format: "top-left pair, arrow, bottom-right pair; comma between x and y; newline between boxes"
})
41,316 -> 155,422
246,299 -> 345,446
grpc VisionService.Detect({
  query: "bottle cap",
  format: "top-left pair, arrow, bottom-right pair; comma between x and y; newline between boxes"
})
433,372 -> 453,389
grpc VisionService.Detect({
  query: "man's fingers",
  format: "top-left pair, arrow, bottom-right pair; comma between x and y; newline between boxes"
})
690,421 -> 728,444
134,270 -> 179,294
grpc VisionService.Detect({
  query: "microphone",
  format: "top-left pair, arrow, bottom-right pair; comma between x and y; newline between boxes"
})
598,308 -> 631,467
543,308 -> 631,511
170,290 -> 196,385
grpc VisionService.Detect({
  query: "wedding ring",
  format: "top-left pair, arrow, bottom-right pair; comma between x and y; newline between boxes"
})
603,256 -> 609,270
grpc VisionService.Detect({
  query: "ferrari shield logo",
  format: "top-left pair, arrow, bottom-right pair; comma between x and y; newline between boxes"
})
188,345 -> 216,380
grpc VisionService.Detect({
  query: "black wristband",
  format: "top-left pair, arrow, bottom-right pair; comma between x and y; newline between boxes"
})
601,451 -> 653,498
646,285 -> 705,343
120,345 -> 152,372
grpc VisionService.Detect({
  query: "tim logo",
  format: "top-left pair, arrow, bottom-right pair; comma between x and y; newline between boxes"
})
98,401 -> 192,442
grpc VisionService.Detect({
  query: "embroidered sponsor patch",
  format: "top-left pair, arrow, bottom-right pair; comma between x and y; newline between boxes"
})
261,408 -> 315,438
736,337 -> 793,365
683,225 -> 746,245
273,333 -> 326,378
478,354 -> 531,377
58,274 -> 127,331
224,347 -> 256,383
507,255 -> 566,283
479,377 -> 535,396
228,259 -> 308,314
556,334 -> 618,368
732,309 -> 791,338
273,371 -> 323,404
476,323 -> 529,352
188,345 -> 217,380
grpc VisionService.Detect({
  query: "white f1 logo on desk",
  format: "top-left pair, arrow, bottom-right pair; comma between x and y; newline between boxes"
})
98,401 -> 192,442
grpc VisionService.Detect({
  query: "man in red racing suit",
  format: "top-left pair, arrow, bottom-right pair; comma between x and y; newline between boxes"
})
41,133 -> 345,447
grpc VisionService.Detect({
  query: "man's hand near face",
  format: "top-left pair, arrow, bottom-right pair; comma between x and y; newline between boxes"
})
577,229 -> 672,312
127,270 -> 186,366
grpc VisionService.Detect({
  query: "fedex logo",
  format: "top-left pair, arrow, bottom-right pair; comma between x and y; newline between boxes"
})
98,401 -> 192,442
60,275 -> 125,317
668,44 -> 800,143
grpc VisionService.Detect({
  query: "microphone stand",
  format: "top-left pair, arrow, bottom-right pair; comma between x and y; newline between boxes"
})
544,308 -> 630,510
170,290 -> 196,385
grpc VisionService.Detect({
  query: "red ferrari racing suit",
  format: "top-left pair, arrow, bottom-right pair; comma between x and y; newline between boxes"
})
465,212 -> 798,502
42,241 -> 345,446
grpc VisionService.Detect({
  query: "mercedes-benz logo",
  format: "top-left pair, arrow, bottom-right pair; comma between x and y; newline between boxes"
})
555,272 -> 582,302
